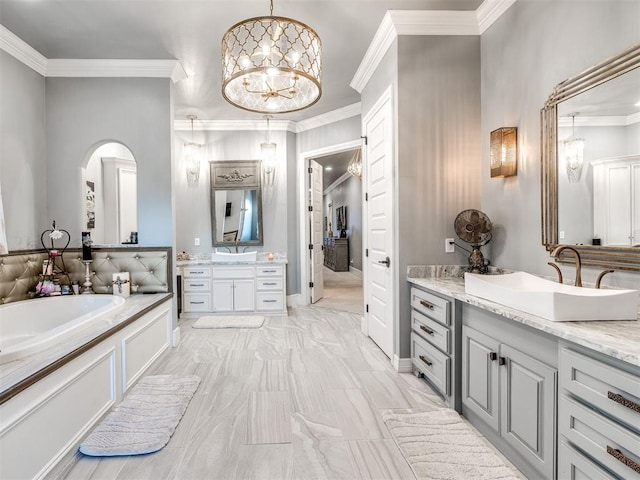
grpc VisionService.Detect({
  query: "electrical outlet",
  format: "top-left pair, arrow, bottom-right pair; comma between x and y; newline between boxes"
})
445,238 -> 455,253
559,231 -> 565,240
194,237 -> 200,246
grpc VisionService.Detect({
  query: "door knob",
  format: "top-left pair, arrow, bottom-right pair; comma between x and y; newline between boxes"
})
378,256 -> 391,268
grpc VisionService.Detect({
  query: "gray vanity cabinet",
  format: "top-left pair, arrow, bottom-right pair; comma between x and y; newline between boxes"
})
461,307 -> 557,480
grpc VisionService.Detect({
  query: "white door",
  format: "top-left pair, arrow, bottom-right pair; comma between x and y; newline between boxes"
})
309,159 -> 324,303
363,89 -> 394,358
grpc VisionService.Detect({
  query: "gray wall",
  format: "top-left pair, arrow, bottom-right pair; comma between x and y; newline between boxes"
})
45,78 -> 173,247
297,116 -> 362,154
286,131 -> 299,295
0,51 -> 47,250
324,175 -> 363,270
481,0 -> 640,288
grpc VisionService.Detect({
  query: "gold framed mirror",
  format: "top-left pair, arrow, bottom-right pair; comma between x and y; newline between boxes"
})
541,42 -> 640,272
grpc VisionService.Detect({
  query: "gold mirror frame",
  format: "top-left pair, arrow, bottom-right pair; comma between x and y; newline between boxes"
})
541,42 -> 640,272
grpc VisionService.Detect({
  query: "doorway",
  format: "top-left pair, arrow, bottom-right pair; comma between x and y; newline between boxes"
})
309,148 -> 364,314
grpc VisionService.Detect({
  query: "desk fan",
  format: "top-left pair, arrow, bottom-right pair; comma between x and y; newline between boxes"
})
454,209 -> 492,274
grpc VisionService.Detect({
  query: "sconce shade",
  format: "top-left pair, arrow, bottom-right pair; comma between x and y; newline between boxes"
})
261,142 -> 277,185
185,115 -> 202,187
347,149 -> 362,179
564,114 -> 584,183
490,127 -> 517,178
221,0 -> 322,114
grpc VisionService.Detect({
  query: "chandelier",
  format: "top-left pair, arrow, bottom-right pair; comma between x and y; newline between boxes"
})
221,0 -> 322,114
347,149 -> 362,179
261,115 -> 277,185
564,113 -> 584,183
184,115 -> 202,186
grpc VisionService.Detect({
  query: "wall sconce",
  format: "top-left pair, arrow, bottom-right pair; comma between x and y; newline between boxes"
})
185,115 -> 202,187
564,113 -> 584,183
261,115 -> 277,186
490,127 -> 517,178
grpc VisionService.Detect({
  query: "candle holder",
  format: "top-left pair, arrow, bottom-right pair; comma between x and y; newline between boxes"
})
82,260 -> 95,294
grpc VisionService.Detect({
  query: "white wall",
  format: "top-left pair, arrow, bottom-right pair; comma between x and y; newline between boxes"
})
481,0 -> 640,288
0,51 -> 47,250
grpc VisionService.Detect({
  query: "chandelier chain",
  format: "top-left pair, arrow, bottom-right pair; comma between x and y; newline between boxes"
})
270,0 -> 273,16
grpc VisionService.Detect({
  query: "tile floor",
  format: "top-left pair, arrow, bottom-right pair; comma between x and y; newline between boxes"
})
51,305 -> 448,480
314,267 -> 363,315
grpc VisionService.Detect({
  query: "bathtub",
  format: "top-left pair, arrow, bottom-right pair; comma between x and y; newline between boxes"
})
0,295 -> 125,364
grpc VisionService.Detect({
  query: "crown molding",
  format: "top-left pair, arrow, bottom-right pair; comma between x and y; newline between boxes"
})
295,103 -> 361,133
558,113 -> 640,128
477,0 -> 518,34
46,59 -> 187,82
174,119 -> 297,132
0,25 -> 47,76
324,171 -> 353,196
351,0 -> 518,93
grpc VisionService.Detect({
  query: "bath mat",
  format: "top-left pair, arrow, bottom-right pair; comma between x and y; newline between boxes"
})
382,408 -> 522,480
79,374 -> 200,456
192,315 -> 264,329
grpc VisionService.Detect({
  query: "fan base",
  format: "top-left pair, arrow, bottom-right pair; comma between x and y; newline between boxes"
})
468,247 -> 489,274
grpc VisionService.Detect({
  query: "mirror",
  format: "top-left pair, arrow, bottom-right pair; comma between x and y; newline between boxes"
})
541,42 -> 640,271
210,160 -> 263,247
83,142 -> 138,245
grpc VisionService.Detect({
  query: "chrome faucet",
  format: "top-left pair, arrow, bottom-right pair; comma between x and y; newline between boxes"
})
550,246 -> 582,287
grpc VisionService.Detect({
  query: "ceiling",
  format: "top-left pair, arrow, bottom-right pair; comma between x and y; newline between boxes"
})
314,148 -> 360,186
0,0 -> 482,122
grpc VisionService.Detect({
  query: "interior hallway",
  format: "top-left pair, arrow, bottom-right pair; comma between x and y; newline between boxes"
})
314,267 -> 364,315
49,306 -> 445,480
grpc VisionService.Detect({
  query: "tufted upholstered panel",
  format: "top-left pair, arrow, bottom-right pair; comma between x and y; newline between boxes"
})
0,247 -> 172,304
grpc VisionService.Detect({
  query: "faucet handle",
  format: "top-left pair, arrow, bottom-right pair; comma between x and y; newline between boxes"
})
595,269 -> 614,289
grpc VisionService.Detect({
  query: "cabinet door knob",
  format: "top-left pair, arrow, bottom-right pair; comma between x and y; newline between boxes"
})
419,325 -> 434,336
498,356 -> 507,366
419,355 -> 433,367
489,352 -> 497,361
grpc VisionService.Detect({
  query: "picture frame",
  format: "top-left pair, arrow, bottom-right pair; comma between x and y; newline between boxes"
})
336,206 -> 347,230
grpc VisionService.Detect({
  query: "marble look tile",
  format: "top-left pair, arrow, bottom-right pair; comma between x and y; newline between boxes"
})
292,439 -> 358,480
291,411 -> 343,440
356,371 -> 413,409
254,359 -> 290,392
221,349 -> 257,376
317,358 -> 361,390
50,455 -> 127,480
289,373 -> 334,414
234,444 -> 294,480
208,375 -> 251,417
397,373 -> 448,409
347,439 -> 415,480
247,391 -> 293,444
330,389 -> 390,440
230,330 -> 260,350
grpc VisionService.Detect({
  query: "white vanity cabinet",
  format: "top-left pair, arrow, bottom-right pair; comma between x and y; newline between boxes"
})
180,262 -> 287,316
212,266 -> 255,312
558,346 -> 640,480
461,305 -> 557,480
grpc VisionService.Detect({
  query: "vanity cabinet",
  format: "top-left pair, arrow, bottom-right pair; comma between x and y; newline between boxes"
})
558,346 -> 640,479
180,262 -> 287,316
461,306 -> 557,480
410,286 -> 459,409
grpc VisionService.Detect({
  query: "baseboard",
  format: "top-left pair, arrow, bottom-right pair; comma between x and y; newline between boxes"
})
287,293 -> 302,307
172,327 -> 180,347
393,355 -> 413,373
349,266 -> 363,279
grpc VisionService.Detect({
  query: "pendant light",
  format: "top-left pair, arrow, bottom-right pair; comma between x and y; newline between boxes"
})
221,0 -> 322,114
347,149 -> 362,179
564,113 -> 584,183
261,115 -> 277,185
184,115 -> 202,187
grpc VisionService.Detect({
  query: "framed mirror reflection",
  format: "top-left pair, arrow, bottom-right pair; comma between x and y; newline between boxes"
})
210,160 -> 263,248
541,42 -> 640,271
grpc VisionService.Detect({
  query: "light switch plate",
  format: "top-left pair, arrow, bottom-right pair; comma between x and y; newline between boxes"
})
194,237 -> 200,246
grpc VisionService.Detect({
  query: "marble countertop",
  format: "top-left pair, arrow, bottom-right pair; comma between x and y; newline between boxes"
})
176,252 -> 288,266
407,265 -> 640,367
0,293 -> 172,398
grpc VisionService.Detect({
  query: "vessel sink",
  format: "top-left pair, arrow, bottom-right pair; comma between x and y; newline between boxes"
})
464,271 -> 639,321
211,251 -> 257,262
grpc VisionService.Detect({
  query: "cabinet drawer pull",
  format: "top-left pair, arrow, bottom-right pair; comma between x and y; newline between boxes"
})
606,446 -> 640,474
419,325 -> 434,336
189,283 -> 204,287
190,271 -> 204,274
419,300 -> 434,310
608,391 -> 640,414
190,301 -> 205,305
419,355 -> 433,367
262,269 -> 276,273
263,282 -> 277,286
498,356 -> 506,366
263,299 -> 277,303
489,352 -> 497,361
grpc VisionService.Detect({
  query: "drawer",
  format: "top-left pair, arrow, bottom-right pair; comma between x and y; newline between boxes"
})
257,277 -> 284,291
183,279 -> 211,292
213,266 -> 254,279
558,441 -> 618,480
183,293 -> 211,312
559,394 -> 640,480
412,309 -> 450,353
411,332 -> 450,397
410,287 -> 450,326
560,348 -> 640,430
256,292 -> 285,311
257,265 -> 284,277
183,266 -> 211,278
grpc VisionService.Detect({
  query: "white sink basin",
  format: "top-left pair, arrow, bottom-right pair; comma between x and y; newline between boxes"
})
211,251 -> 257,262
464,272 -> 639,322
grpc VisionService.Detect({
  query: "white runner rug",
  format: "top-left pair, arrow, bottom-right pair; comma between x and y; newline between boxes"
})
79,374 -> 200,456
192,315 -> 264,329
383,408 -> 522,480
